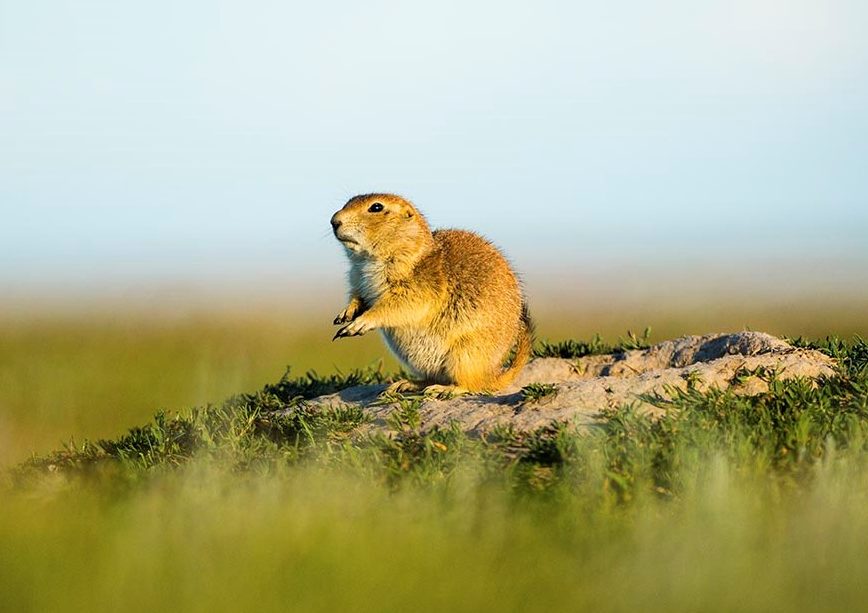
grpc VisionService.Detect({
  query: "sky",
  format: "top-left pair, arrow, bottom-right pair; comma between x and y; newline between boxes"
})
2,0 -> 867,293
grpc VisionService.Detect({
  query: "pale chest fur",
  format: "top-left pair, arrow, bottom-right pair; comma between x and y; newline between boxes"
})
348,258 -> 390,305
381,327 -> 448,381
347,256 -> 449,380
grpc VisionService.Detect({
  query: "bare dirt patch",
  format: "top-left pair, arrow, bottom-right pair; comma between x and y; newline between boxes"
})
299,332 -> 836,435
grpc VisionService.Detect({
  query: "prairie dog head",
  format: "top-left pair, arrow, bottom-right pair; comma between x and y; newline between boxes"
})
330,193 -> 433,261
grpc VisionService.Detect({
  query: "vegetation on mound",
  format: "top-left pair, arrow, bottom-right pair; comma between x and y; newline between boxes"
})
520,382 -> 560,403
533,327 -> 653,358
10,335 -> 868,502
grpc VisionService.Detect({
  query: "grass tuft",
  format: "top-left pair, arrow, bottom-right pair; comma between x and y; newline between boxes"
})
521,382 -> 560,403
534,327 -> 652,358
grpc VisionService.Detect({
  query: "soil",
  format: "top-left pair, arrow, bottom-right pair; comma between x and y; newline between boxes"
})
298,332 -> 836,435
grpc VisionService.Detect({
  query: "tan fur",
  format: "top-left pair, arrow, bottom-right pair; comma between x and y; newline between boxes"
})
330,193 -> 533,394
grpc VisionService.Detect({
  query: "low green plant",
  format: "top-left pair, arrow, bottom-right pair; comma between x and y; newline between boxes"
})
534,327 -> 652,358
521,382 -> 560,403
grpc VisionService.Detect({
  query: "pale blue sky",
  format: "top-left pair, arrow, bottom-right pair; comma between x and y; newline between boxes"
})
2,0 -> 867,290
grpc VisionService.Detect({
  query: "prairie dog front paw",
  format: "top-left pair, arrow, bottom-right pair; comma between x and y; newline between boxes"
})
333,316 -> 375,340
333,298 -> 364,325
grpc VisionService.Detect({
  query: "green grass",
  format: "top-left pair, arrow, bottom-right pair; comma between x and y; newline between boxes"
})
12,336 -> 868,489
534,327 -> 652,358
2,304 -> 868,613
4,300 -> 866,467
520,382 -> 560,402
3,333 -> 868,611
0,315 -> 394,466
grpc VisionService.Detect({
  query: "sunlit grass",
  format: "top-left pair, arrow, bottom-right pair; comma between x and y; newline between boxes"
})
2,334 -> 867,611
0,315 -> 392,466
2,301 -> 868,612
4,455 -> 868,612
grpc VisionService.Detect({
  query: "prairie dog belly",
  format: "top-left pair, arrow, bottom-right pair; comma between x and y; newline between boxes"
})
381,327 -> 449,381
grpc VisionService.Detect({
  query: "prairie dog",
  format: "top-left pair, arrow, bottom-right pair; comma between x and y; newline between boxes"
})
330,193 -> 532,396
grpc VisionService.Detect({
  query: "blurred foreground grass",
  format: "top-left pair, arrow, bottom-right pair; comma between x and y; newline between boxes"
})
5,454 -> 868,612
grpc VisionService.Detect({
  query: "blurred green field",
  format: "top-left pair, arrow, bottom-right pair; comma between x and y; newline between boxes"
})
2,294 -> 867,613
0,309 -> 386,467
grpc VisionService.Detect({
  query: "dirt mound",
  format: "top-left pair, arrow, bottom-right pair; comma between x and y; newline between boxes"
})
298,332 -> 836,435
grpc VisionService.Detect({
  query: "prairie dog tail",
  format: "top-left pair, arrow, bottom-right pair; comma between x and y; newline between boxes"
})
492,304 -> 534,390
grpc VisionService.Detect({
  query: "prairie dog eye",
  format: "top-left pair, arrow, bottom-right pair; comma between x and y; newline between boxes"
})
367,202 -> 384,213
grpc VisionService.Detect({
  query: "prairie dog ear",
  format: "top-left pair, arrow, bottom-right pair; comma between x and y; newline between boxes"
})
404,209 -> 414,219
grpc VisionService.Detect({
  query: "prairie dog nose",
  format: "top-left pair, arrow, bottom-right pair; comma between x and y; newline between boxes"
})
330,214 -> 342,230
